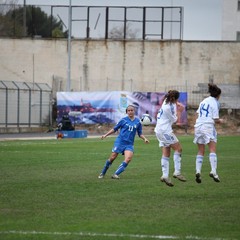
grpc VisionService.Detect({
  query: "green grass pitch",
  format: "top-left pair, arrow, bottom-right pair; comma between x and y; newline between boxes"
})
0,135 -> 239,240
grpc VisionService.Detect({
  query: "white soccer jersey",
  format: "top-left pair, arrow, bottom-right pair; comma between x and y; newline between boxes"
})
194,96 -> 220,127
154,100 -> 178,134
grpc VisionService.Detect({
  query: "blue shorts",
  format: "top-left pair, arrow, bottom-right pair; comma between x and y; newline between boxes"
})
112,144 -> 134,155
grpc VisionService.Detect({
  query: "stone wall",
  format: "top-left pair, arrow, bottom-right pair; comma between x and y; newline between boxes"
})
0,38 -> 240,108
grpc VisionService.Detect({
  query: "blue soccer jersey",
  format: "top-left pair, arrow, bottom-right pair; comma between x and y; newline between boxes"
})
113,116 -> 142,146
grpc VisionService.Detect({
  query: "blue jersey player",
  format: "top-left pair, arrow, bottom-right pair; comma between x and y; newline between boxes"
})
98,105 -> 149,179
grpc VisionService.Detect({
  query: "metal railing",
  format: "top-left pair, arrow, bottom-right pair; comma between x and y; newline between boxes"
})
0,80 -> 53,128
0,4 -> 183,40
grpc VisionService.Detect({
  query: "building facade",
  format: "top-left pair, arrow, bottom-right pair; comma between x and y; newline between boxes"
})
222,0 -> 240,41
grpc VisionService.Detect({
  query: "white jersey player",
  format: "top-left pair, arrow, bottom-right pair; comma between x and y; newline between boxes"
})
194,83 -> 224,183
154,90 -> 186,187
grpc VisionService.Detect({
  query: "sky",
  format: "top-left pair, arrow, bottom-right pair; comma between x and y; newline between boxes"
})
16,0 -> 223,40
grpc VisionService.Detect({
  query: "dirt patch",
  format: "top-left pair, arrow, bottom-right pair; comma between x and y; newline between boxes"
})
75,108 -> 240,136
184,108 -> 240,135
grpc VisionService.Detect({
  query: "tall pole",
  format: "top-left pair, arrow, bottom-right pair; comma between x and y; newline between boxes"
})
23,0 -> 27,36
67,0 -> 72,91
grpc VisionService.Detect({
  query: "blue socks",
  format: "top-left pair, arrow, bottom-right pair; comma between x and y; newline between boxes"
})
115,161 -> 128,175
101,160 -> 112,175
101,160 -> 128,176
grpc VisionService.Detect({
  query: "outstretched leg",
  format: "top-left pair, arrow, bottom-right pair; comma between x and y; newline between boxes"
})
98,152 -> 118,178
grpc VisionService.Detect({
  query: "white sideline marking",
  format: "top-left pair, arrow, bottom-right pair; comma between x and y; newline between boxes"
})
0,230 -> 175,239
0,230 -> 231,240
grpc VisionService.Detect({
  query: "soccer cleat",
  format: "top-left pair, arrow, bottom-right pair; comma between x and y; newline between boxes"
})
209,173 -> 220,182
98,173 -> 104,179
111,174 -> 120,179
160,177 -> 174,187
195,173 -> 202,183
173,174 -> 187,182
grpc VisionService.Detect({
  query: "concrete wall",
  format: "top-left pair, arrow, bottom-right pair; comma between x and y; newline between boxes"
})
0,38 -> 240,98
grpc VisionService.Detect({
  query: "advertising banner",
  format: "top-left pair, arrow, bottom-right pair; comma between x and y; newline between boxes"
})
57,91 -> 187,125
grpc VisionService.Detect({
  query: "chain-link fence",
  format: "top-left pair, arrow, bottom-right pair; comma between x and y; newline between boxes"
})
167,84 -> 240,109
1,80 -> 239,129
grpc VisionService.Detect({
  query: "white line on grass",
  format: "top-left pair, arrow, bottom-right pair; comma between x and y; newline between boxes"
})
0,230 -> 232,240
0,231 -> 176,239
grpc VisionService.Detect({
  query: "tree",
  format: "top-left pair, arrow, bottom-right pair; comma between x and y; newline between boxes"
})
109,22 -> 140,39
0,0 -> 22,36
0,3 -> 67,38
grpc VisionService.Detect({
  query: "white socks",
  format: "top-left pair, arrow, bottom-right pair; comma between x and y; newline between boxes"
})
161,156 -> 169,178
161,151 -> 182,178
209,153 -> 217,175
196,155 -> 204,174
195,153 -> 217,175
173,151 -> 181,175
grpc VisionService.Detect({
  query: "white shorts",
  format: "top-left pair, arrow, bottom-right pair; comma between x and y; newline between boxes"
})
193,124 -> 217,145
155,131 -> 179,147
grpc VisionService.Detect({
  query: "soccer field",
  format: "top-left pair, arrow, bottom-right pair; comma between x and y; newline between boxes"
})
0,135 -> 239,240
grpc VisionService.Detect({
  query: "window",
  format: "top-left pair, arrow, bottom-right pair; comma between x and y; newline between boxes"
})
237,32 -> 240,41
